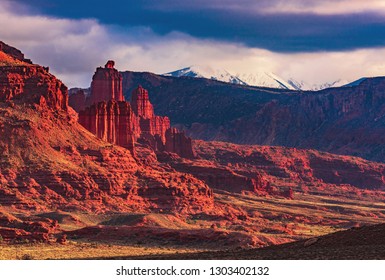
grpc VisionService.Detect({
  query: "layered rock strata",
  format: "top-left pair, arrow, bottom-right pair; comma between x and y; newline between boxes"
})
88,60 -> 124,105
78,100 -> 137,150
0,63 -> 68,111
0,46 -> 214,220
77,62 -> 195,158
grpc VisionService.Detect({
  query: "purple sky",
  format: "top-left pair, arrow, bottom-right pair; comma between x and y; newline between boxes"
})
2,0 -> 385,87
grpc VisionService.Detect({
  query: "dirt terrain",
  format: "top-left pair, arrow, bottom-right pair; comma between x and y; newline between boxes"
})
120,223 -> 385,260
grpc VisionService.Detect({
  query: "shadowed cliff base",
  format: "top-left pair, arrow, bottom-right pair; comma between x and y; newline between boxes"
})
86,223 -> 385,260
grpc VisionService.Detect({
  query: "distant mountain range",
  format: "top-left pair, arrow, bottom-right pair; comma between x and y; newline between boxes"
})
163,65 -> 349,91
121,70 -> 385,163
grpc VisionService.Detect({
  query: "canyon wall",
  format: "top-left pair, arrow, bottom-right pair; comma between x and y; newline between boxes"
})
78,100 -> 137,150
0,41 -> 32,63
0,65 -> 68,111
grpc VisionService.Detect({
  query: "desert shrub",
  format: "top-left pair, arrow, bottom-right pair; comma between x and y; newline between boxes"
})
18,254 -> 34,260
20,238 -> 30,244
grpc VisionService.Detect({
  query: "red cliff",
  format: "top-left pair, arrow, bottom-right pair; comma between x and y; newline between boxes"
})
164,128 -> 195,159
0,45 -> 215,243
88,60 -> 124,105
131,85 -> 155,119
131,85 -> 171,144
0,63 -> 68,111
0,41 -> 32,63
77,62 -> 195,158
78,100 -> 138,151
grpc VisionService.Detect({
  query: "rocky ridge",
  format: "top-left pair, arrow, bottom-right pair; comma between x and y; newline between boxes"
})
119,71 -> 385,163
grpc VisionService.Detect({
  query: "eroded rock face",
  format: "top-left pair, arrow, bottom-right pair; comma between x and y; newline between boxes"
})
0,41 -> 32,63
88,60 -> 124,105
164,128 -> 195,159
131,85 -> 155,119
0,210 -> 59,243
68,89 -> 86,112
191,141 -> 385,193
0,47 -> 214,221
0,65 -> 68,111
131,85 -> 171,143
78,100 -> 138,150
77,62 -> 195,158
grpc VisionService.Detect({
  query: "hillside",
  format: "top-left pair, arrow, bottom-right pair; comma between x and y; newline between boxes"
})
130,223 -> 385,260
0,45 -> 215,243
121,71 -> 385,163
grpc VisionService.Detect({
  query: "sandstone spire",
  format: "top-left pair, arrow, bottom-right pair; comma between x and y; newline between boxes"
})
130,85 -> 154,119
89,60 -> 124,105
78,63 -> 195,158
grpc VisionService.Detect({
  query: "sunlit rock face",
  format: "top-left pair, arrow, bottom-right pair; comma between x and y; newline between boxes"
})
0,46 -> 68,112
88,60 -> 124,105
0,45 -> 214,234
77,62 -> 195,158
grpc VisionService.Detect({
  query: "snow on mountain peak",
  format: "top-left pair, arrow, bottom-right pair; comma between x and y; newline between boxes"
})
163,66 -> 347,91
164,65 -> 247,85
236,72 -> 298,90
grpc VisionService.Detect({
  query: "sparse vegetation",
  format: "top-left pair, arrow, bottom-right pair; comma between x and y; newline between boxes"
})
0,243 -> 203,260
19,254 -> 34,260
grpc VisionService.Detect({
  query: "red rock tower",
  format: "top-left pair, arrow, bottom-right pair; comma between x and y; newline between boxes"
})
130,85 -> 170,143
78,100 -> 138,151
78,64 -> 195,158
130,85 -> 154,119
89,60 -> 124,105
165,128 -> 195,159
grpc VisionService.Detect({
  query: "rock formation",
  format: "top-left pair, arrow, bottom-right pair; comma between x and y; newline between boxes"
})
131,85 -> 155,119
0,45 -> 215,244
0,43 -> 213,211
190,140 -> 385,192
78,100 -> 137,150
77,62 -> 195,158
6,42 -> 385,250
0,57 -> 68,111
130,85 -> 170,146
88,60 -> 124,105
0,41 -> 32,63
164,128 -> 195,159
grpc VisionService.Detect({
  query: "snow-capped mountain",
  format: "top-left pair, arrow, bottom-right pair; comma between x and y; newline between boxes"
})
236,72 -> 298,90
163,65 -> 346,91
286,78 -> 349,91
164,65 -> 247,85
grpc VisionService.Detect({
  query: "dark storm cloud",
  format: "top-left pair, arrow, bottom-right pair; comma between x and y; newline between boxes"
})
9,0 -> 385,52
